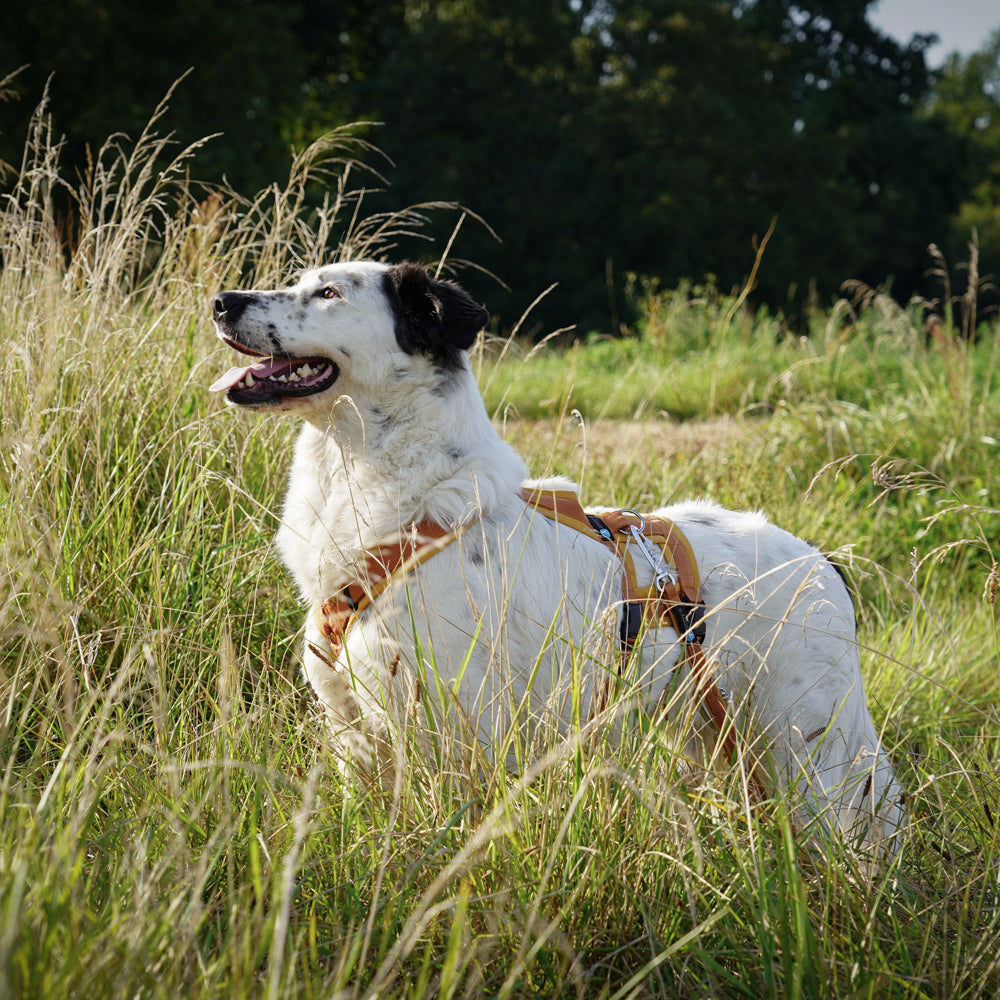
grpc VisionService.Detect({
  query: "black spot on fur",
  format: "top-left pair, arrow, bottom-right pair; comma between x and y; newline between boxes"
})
468,544 -> 485,567
820,552 -> 860,631
366,405 -> 394,443
383,262 -> 489,371
688,513 -> 730,531
825,555 -> 851,592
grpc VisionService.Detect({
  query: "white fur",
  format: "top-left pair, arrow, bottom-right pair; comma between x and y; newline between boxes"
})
212,260 -> 906,847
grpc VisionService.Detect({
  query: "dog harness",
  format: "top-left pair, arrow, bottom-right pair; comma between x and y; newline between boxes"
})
317,519 -> 473,659
316,489 -> 765,798
520,488 -> 761,795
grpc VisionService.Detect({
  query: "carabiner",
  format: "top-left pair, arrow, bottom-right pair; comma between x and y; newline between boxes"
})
619,510 -> 677,591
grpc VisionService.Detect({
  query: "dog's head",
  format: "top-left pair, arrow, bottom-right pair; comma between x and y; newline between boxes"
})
210,261 -> 489,414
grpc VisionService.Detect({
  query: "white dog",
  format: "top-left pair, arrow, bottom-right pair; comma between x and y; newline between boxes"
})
210,260 -> 905,846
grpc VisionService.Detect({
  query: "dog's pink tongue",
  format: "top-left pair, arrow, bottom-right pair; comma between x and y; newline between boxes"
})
210,358 -> 290,393
210,365 -> 253,393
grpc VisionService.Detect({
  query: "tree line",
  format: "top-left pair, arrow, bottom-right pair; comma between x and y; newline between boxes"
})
2,0 -> 998,332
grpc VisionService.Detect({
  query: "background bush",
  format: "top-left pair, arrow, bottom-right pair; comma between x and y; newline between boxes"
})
3,1 -> 1000,331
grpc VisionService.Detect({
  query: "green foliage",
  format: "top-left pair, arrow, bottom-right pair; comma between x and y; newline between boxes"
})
0,1 -> 323,192
2,105 -> 1000,1000
927,30 -> 1000,279
342,0 -> 951,328
5,1 -> 1000,332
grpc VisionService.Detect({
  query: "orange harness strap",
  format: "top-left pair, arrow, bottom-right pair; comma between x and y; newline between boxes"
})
316,520 -> 469,658
522,487 -> 765,798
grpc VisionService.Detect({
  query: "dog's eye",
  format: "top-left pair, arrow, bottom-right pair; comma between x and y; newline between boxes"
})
316,286 -> 340,300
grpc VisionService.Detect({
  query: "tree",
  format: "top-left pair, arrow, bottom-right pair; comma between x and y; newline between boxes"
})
725,1 -> 954,302
332,0 -> 604,330
0,0 -> 976,332
324,0 -> 954,329
927,30 -> 1000,298
0,0 -> 332,191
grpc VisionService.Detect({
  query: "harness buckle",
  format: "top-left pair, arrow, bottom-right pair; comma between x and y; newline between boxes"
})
673,600 -> 708,646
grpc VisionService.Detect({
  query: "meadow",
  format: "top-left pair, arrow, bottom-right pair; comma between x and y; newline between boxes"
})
1,110 -> 999,999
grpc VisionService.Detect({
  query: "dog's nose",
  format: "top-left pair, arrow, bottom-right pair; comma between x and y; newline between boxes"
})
212,291 -> 250,322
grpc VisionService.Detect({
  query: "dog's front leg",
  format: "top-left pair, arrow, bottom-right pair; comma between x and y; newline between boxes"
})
302,616 -> 397,785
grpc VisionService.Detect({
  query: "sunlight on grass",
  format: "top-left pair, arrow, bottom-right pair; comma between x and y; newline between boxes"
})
1,96 -> 999,998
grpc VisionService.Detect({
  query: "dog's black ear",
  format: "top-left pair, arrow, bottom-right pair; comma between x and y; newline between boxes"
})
383,262 -> 489,369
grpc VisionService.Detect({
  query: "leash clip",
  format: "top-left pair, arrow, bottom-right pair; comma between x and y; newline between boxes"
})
618,509 -> 678,591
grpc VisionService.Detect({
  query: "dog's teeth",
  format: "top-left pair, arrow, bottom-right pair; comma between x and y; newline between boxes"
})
289,372 -> 300,382
277,374 -> 287,382
244,373 -> 256,387
299,364 -> 313,377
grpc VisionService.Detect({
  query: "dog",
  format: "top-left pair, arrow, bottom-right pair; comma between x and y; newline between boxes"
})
210,260 -> 905,847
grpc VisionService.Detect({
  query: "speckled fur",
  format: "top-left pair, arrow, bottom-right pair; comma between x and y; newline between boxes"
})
212,260 -> 906,848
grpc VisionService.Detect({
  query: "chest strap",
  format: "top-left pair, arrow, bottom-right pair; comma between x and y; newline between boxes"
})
316,520 -> 471,659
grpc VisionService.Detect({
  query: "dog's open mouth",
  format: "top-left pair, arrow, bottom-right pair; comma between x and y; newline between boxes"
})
210,353 -> 339,405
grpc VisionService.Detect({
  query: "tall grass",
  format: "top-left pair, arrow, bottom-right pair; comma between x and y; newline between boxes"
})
2,96 -> 1000,999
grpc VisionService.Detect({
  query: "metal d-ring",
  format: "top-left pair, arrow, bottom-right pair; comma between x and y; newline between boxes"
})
616,508 -> 646,534
619,508 -> 678,591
